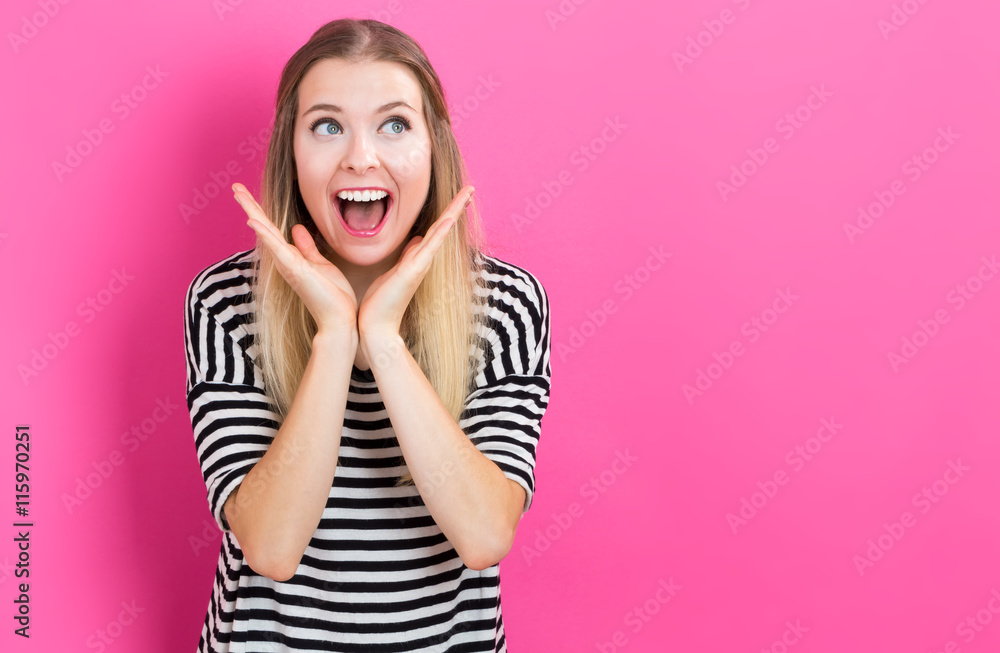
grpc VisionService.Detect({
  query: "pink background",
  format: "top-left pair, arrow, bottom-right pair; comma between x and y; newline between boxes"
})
4,0 -> 1000,651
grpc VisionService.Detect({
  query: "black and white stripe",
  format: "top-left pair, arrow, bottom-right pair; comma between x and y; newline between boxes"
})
184,248 -> 551,653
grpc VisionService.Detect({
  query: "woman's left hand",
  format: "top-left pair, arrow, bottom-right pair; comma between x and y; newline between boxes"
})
357,185 -> 475,348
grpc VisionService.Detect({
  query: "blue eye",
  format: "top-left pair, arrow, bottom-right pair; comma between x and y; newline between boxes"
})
307,115 -> 412,136
385,116 -> 411,134
309,118 -> 340,136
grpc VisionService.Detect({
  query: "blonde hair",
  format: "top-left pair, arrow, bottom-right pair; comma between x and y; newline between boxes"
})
252,18 -> 488,486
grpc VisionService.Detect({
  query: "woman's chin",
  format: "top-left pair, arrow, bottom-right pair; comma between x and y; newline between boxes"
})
327,237 -> 401,269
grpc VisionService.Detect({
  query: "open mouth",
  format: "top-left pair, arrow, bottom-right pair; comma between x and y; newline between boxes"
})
333,191 -> 392,237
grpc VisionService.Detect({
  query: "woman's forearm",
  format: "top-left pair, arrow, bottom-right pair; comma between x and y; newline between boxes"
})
224,328 -> 357,581
361,332 -> 523,571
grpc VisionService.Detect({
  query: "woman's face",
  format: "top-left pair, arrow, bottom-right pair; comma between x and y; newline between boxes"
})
292,58 -> 433,269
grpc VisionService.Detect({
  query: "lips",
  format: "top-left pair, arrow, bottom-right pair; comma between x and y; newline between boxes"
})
332,190 -> 393,237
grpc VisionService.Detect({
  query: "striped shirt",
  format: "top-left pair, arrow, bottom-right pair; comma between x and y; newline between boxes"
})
183,247 -> 552,652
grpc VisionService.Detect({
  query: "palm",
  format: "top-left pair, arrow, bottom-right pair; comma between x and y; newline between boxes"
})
234,184 -> 357,333
357,184 -> 474,340
357,245 -> 414,333
289,224 -> 359,318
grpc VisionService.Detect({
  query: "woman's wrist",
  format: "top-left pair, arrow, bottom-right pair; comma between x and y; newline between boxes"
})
313,324 -> 359,354
359,330 -> 406,373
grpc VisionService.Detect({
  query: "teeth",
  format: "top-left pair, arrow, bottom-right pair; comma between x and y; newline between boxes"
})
336,189 -> 388,202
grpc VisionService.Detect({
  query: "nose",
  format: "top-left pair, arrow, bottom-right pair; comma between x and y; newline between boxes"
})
341,131 -> 380,175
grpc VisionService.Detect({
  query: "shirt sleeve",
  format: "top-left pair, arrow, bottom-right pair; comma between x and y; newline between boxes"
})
184,274 -> 280,534
459,270 -> 552,514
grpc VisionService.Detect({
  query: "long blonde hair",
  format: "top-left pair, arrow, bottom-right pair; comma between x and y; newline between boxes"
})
252,19 -> 488,487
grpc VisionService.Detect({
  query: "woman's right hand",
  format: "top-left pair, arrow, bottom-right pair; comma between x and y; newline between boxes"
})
232,183 -> 358,337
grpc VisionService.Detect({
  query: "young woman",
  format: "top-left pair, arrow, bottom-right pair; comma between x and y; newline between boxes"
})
183,18 -> 552,652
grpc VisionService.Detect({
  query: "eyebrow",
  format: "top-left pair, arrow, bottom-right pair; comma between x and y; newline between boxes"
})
302,100 -> 417,118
